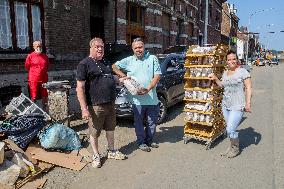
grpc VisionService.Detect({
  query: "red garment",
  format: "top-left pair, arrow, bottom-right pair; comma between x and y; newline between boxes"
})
25,52 -> 49,82
28,81 -> 48,100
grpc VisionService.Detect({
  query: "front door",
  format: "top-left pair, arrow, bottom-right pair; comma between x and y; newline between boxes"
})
90,1 -> 105,40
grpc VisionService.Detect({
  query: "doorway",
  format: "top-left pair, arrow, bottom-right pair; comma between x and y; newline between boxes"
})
90,1 -> 105,40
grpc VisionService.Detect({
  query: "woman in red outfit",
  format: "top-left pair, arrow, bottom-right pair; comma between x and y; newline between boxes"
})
25,41 -> 49,111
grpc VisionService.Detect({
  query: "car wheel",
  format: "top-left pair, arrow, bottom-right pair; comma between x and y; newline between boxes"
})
157,96 -> 167,124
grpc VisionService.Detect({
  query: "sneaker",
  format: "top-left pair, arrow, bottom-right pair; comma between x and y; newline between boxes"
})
138,143 -> 151,152
92,154 -> 101,168
107,150 -> 127,160
147,142 -> 159,148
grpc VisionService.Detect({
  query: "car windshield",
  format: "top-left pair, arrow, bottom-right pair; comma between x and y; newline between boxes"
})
163,46 -> 187,54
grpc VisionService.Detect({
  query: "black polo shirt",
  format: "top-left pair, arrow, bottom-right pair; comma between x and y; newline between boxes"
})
76,57 -> 116,105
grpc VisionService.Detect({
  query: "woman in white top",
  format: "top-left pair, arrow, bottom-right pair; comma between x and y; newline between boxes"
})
209,50 -> 252,158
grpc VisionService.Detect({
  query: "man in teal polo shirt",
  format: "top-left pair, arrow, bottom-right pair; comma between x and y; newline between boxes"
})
112,38 -> 161,152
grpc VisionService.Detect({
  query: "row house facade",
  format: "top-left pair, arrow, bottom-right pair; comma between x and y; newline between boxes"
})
221,2 -> 239,50
0,0 -> 226,106
237,26 -> 259,60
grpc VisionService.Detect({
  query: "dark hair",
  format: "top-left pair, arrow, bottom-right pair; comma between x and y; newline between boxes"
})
227,50 -> 238,60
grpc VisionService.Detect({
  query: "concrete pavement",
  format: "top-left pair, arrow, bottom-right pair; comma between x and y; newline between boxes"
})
45,63 -> 284,189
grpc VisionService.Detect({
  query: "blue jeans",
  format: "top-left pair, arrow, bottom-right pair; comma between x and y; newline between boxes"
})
132,105 -> 159,145
222,106 -> 244,139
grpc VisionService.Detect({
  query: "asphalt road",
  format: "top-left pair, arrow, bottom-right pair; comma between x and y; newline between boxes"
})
45,63 -> 284,189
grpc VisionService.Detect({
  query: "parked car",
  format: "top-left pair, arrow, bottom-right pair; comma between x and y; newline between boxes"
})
115,53 -> 185,123
268,58 -> 279,66
240,59 -> 252,72
256,58 -> 266,66
104,43 -> 133,64
163,45 -> 188,56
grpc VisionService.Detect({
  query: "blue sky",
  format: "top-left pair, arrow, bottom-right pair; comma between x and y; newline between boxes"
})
228,0 -> 284,51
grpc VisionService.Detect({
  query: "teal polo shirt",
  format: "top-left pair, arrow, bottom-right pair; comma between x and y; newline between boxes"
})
115,52 -> 162,105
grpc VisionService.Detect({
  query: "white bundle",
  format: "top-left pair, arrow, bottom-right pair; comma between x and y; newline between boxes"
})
123,78 -> 143,95
192,46 -> 216,54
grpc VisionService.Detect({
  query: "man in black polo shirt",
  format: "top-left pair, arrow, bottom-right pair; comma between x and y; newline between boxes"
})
76,38 -> 126,168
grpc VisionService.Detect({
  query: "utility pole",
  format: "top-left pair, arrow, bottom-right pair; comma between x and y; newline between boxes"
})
204,0 -> 209,45
245,8 -> 274,63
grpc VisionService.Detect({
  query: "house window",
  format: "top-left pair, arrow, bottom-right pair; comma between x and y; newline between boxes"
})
0,0 -> 12,50
215,10 -> 220,30
0,0 -> 44,52
128,3 -> 144,25
162,12 -> 170,50
199,1 -> 204,21
209,3 -> 213,24
188,22 -> 194,37
126,3 -> 145,44
32,5 -> 41,41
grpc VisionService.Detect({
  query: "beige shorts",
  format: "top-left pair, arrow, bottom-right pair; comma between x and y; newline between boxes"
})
88,102 -> 116,137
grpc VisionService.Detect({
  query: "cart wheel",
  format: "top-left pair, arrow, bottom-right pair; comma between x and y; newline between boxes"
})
206,143 -> 212,150
183,136 -> 190,144
222,132 -> 227,139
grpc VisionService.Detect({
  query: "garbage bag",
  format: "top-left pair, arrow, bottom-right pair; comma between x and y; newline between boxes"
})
0,114 -> 45,149
39,123 -> 81,151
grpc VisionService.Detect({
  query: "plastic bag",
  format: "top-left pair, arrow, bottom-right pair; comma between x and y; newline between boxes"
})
39,123 -> 81,151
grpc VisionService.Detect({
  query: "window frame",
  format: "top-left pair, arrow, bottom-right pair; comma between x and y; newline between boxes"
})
0,0 -> 45,53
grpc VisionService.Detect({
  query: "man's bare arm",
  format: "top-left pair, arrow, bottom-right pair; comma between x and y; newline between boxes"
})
147,74 -> 161,91
112,64 -> 127,78
76,80 -> 90,119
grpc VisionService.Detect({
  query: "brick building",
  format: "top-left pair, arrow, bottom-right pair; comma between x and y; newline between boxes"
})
221,2 -> 239,49
0,0 -> 226,106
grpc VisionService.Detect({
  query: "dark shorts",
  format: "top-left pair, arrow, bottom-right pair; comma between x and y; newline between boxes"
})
28,81 -> 48,101
88,102 -> 116,137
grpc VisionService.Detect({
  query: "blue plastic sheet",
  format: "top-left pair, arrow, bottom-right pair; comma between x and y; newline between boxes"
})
39,123 -> 81,151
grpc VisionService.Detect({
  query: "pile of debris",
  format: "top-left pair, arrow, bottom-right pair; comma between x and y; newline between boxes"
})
0,89 -> 91,189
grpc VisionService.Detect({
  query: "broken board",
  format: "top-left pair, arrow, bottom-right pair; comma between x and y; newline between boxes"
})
26,145 -> 86,171
19,178 -> 47,189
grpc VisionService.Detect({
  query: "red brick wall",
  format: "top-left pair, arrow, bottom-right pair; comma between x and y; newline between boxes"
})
1,0 -> 229,76
44,0 -> 90,61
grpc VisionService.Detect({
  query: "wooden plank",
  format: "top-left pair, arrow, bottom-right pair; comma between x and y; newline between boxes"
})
15,168 -> 45,189
26,145 -> 87,171
19,178 -> 47,189
37,161 -> 54,172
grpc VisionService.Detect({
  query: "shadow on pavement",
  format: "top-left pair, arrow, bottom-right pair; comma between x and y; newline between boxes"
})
119,141 -> 137,155
119,125 -> 184,155
116,118 -> 134,128
116,102 -> 184,155
239,127 -> 261,150
163,102 -> 184,123
156,125 -> 184,144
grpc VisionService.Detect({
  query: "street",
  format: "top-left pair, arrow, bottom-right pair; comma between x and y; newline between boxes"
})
44,63 -> 284,189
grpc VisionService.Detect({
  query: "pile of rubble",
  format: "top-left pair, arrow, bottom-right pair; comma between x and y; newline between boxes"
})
0,81 -> 91,189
